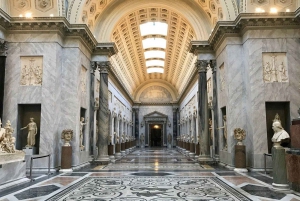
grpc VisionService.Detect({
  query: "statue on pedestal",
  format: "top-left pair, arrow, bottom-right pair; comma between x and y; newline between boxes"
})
61,129 -> 73,146
114,132 -> 119,144
21,118 -> 37,147
272,114 -> 290,144
121,132 -> 125,143
234,128 -> 246,145
79,117 -> 87,150
218,115 -> 227,150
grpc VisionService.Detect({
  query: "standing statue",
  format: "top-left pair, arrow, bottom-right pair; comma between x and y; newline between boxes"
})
61,129 -> 73,146
21,118 -> 38,147
167,133 -> 172,144
109,133 -> 113,145
218,115 -> 227,150
272,114 -> 290,143
209,118 -> 213,141
79,117 -> 87,150
4,120 -> 14,139
114,132 -> 119,144
140,133 -> 145,145
197,134 -> 200,144
191,135 -> 194,143
121,132 -> 125,143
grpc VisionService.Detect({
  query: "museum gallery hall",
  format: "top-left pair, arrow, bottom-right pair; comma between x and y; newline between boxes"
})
0,0 -> 300,200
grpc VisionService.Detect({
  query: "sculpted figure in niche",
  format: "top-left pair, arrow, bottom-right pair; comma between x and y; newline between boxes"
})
191,135 -> 194,143
61,129 -> 73,146
114,132 -> 119,144
21,118 -> 38,147
109,133 -> 113,145
218,115 -> 227,150
197,134 -> 200,144
233,128 -> 246,145
79,117 -> 87,150
140,133 -> 145,145
167,133 -> 172,144
209,118 -> 213,141
272,114 -> 290,144
121,132 -> 125,143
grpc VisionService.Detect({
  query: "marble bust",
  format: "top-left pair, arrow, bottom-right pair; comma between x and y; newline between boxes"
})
271,113 -> 290,144
233,128 -> 246,145
61,129 -> 73,146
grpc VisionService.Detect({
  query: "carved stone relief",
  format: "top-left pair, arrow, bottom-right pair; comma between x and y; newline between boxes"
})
80,66 -> 87,93
35,0 -> 53,12
108,91 -> 112,103
219,64 -> 225,92
263,53 -> 288,83
96,80 -> 100,93
139,86 -> 172,103
274,0 -> 293,7
20,57 -> 43,86
13,0 -> 31,11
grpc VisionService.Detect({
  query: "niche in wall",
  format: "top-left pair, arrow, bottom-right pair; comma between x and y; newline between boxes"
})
0,56 -> 6,119
220,107 -> 227,150
265,102 -> 290,153
80,108 -> 86,149
17,104 -> 41,153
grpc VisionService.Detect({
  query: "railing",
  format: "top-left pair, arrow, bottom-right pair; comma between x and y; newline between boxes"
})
264,153 -> 272,174
29,154 -> 51,181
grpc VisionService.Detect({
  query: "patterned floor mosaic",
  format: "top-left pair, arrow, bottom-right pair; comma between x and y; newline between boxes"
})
46,176 -> 252,201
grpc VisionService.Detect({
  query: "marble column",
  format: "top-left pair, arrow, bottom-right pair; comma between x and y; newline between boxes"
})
134,108 -> 139,145
173,106 -> 178,146
196,60 -> 211,161
115,116 -> 121,158
95,61 -> 110,164
90,62 -> 96,156
0,40 -> 7,119
211,60 -> 220,160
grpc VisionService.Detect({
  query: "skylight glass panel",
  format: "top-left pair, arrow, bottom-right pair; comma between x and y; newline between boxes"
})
144,50 -> 165,59
147,67 -> 164,74
142,38 -> 166,49
140,22 -> 168,36
146,60 -> 165,67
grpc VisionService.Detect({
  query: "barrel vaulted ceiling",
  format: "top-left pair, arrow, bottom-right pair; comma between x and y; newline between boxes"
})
3,0 -> 241,101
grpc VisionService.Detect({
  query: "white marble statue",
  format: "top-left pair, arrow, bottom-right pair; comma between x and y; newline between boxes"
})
167,133 -> 172,144
79,117 -> 87,150
21,118 -> 38,147
191,135 -> 194,143
218,115 -> 227,150
121,133 -> 125,143
114,132 -> 119,144
0,120 -> 17,153
272,114 -> 290,143
140,133 -> 145,145
197,134 -> 200,144
61,129 -> 73,146
209,118 -> 213,141
233,128 -> 246,145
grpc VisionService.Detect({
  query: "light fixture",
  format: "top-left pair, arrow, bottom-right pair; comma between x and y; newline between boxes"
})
286,9 -> 290,12
25,13 -> 32,18
154,125 -> 160,129
270,8 -> 278,13
50,14 -> 54,17
19,14 -> 23,17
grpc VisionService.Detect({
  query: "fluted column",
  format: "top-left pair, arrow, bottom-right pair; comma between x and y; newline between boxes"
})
95,61 -> 110,164
211,60 -> 220,160
196,60 -> 211,161
90,62 -> 96,156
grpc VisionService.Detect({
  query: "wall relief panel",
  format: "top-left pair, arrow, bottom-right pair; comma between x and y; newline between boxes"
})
263,53 -> 288,83
35,0 -> 54,12
14,0 -> 31,11
20,56 -> 43,86
139,86 -> 172,103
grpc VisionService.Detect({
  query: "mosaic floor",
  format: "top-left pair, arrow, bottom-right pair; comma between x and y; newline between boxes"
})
1,148 -> 300,201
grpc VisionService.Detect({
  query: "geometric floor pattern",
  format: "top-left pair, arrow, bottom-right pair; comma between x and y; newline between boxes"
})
46,176 -> 252,201
1,147 -> 300,201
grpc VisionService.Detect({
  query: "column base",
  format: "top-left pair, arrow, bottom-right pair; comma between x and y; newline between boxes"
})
271,183 -> 290,192
194,155 -> 199,160
198,155 -> 214,164
94,155 -> 110,165
121,151 -> 126,156
115,152 -> 121,159
59,168 -> 73,173
234,168 -> 248,173
189,153 -> 195,158
125,149 -> 129,154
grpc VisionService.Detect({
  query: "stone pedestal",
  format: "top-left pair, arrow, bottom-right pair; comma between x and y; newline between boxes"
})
61,146 -> 72,171
168,144 -> 172,149
286,149 -> 300,193
291,119 -> 300,148
272,143 -> 289,191
195,143 -> 200,156
108,144 -> 114,156
121,143 -> 125,156
234,145 -> 248,172
0,159 -> 27,186
115,143 -> 121,159
23,147 -> 37,155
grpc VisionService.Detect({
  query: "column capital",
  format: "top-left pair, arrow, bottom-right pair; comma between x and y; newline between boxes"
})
195,60 -> 209,73
0,39 -> 8,56
97,61 -> 111,74
210,60 -> 217,73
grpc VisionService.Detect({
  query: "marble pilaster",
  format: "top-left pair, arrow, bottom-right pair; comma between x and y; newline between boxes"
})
90,62 -> 96,156
196,60 -> 211,161
95,61 -> 110,164
173,106 -> 178,146
211,60 -> 219,160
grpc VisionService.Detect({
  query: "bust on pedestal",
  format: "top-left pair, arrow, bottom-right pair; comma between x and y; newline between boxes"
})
271,114 -> 290,191
60,129 -> 73,173
233,128 -> 248,173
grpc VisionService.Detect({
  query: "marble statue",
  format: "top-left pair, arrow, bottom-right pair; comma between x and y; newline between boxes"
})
197,134 -> 200,144
218,115 -> 227,150
140,133 -> 145,145
209,118 -> 213,141
61,129 -> 73,146
272,114 -> 290,143
79,117 -> 87,150
167,133 -> 172,144
125,134 -> 129,142
109,133 -> 113,145
21,118 -> 38,147
114,132 -> 119,144
233,128 -> 246,145
0,120 -> 17,153
121,133 -> 125,143
191,135 -> 194,143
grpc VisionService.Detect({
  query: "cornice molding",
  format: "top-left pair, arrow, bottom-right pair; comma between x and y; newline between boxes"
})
190,9 -> 300,53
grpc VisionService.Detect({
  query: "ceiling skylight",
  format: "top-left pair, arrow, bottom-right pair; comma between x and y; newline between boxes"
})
146,60 -> 164,67
140,22 -> 168,36
142,38 -> 166,49
144,50 -> 165,59
147,67 -> 164,74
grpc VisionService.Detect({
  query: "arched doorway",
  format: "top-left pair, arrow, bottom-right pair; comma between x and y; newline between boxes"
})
149,124 -> 163,147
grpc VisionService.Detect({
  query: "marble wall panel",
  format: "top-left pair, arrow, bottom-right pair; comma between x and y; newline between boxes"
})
0,160 -> 26,185
6,33 -> 63,45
